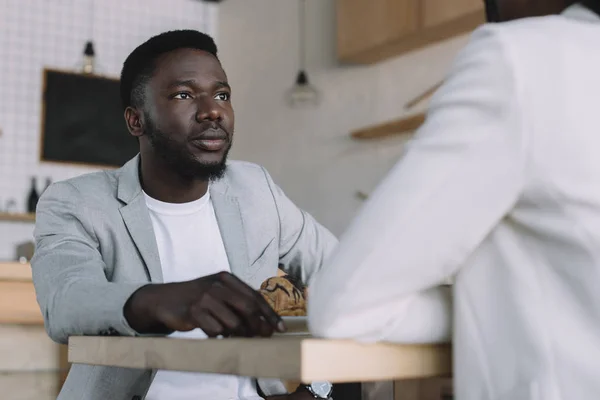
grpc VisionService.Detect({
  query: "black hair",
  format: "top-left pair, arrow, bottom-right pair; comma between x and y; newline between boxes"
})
119,29 -> 219,110
583,0 -> 600,16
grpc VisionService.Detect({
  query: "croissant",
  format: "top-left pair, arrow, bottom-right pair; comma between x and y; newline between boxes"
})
259,276 -> 307,317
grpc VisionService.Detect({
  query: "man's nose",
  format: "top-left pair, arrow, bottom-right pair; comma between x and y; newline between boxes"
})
195,97 -> 221,121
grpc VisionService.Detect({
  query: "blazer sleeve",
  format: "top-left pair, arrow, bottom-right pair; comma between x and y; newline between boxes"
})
308,26 -> 527,343
31,181 -> 146,344
260,167 -> 338,286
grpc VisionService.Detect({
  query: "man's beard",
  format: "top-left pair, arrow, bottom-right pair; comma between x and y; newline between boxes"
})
145,116 -> 231,181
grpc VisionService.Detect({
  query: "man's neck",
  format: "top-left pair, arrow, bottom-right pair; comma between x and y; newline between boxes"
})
139,156 -> 209,204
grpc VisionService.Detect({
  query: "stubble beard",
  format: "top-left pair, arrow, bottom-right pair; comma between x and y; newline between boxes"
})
145,115 -> 231,182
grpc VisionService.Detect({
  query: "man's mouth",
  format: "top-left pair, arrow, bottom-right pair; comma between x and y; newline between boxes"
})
191,138 -> 227,152
190,130 -> 228,152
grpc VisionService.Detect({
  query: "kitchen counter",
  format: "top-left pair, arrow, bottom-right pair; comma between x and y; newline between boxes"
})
0,262 -> 41,325
0,262 -> 68,399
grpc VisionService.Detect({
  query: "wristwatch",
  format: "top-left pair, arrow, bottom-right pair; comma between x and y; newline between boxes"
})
304,381 -> 333,399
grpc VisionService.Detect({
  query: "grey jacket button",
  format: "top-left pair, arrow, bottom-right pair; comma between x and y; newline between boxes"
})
132,396 -> 141,400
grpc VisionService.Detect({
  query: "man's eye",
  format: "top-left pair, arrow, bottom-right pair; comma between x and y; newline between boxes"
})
173,93 -> 192,99
215,92 -> 230,101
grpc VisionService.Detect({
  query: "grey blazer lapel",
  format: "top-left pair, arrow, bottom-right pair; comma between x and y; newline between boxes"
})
210,183 -> 250,281
117,156 -> 163,283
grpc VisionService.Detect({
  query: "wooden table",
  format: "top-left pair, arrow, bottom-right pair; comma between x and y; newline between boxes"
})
69,335 -> 451,400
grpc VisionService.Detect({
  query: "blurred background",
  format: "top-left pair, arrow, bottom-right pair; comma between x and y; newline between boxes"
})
0,0 -> 482,398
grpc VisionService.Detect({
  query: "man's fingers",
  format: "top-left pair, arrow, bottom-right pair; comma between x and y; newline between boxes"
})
201,295 -> 250,337
189,308 -> 225,337
212,286 -> 274,337
218,272 -> 286,332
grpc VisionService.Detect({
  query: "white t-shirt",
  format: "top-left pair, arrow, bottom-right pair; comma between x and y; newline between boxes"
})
143,190 -> 263,400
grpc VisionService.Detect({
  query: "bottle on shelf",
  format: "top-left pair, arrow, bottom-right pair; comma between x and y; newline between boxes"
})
27,177 -> 39,213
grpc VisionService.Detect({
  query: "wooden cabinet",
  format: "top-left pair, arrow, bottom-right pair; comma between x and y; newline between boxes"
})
422,0 -> 483,28
337,0 -> 485,64
337,0 -> 420,63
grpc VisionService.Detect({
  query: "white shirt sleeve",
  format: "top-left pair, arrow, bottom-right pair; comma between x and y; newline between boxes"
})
308,26 -> 527,344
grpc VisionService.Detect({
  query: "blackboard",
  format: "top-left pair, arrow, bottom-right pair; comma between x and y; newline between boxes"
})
40,69 -> 138,168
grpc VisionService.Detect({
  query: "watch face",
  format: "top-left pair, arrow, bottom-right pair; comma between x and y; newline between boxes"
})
310,381 -> 332,398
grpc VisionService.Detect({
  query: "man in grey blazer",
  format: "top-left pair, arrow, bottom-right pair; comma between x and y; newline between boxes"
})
31,30 -> 337,400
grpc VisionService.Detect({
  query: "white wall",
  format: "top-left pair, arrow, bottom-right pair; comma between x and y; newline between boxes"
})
217,0 -> 471,236
0,0 -> 217,259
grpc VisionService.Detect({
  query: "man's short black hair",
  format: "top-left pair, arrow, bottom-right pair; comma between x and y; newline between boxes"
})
120,29 -> 219,110
583,0 -> 600,15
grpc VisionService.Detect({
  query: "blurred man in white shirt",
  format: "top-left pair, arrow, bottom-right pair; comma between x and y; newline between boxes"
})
309,2 -> 600,400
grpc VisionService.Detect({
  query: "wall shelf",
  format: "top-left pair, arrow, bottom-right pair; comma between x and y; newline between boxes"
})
351,112 -> 426,140
0,212 -> 35,223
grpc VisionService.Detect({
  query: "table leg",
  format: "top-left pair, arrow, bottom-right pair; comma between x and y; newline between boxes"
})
361,381 -> 395,400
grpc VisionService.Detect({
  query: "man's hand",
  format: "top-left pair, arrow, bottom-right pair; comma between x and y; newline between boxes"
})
124,271 -> 286,337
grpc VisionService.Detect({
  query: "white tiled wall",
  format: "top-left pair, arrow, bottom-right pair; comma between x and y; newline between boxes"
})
0,0 -> 218,259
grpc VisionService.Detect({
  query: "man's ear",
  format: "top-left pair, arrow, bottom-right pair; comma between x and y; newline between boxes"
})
125,107 -> 144,138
